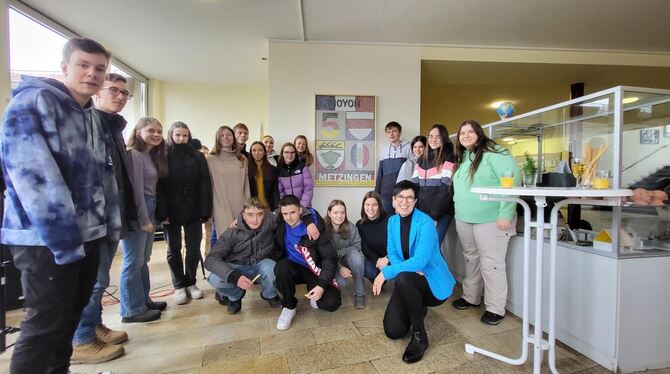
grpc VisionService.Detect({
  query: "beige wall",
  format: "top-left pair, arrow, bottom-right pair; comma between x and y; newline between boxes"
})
418,47 -> 670,135
269,41 -> 422,217
421,82 -> 569,135
153,81 -> 268,149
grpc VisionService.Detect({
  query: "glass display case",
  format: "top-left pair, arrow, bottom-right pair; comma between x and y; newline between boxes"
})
482,86 -> 670,258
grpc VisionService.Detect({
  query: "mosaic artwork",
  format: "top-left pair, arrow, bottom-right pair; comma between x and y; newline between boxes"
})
315,95 -> 376,187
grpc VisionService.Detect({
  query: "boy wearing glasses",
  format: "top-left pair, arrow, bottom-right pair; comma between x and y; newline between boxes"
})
71,73 -> 137,364
1,38 -> 121,373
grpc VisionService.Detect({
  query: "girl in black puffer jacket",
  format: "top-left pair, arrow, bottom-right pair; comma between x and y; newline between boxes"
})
157,121 -> 212,304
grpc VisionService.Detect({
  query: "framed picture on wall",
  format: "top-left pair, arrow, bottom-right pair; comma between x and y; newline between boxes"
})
664,125 -> 670,138
640,129 -> 660,144
314,95 -> 376,187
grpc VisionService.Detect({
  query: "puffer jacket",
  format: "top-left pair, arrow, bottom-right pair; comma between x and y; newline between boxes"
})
156,144 -> 212,225
277,158 -> 313,207
0,75 -> 120,264
412,149 -> 456,220
204,211 -> 277,283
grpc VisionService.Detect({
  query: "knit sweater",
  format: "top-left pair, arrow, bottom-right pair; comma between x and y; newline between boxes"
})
207,150 -> 250,235
329,222 -> 362,261
356,216 -> 388,263
452,147 -> 520,223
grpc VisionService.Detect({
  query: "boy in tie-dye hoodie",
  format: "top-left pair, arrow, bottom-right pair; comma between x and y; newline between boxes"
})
0,37 -> 120,373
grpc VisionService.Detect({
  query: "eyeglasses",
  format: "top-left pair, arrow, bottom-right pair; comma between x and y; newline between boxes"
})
394,195 -> 416,203
101,86 -> 133,98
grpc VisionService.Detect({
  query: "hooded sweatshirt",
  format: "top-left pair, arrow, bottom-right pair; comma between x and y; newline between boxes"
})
0,75 -> 121,264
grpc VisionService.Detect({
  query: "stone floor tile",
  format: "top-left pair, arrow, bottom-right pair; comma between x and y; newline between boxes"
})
260,327 -> 315,354
310,322 -> 361,344
186,352 -> 290,374
202,337 -> 260,365
71,347 -> 205,374
285,333 -> 405,374
316,361 -> 379,374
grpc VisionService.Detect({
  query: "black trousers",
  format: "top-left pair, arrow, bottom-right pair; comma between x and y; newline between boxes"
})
9,240 -> 101,374
164,221 -> 203,289
383,272 -> 446,339
274,258 -> 341,312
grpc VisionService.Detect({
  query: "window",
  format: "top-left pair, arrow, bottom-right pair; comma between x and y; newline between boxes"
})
8,6 -> 147,125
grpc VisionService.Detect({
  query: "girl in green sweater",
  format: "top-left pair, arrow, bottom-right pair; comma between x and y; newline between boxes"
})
451,120 -> 520,326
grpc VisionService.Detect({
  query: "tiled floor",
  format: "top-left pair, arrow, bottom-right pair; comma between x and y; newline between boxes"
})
1,241 -> 669,374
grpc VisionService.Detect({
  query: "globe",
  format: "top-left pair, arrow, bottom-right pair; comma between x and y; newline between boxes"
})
497,102 -> 515,119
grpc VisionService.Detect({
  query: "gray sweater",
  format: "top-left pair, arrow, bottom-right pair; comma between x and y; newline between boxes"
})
331,222 -> 362,260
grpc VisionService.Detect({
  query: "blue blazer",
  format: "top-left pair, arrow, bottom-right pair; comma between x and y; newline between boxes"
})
381,209 -> 455,300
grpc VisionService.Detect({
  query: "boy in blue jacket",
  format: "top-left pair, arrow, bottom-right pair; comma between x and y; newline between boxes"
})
0,37 -> 120,373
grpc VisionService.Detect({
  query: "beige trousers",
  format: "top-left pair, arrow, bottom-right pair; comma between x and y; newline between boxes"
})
455,218 -> 516,316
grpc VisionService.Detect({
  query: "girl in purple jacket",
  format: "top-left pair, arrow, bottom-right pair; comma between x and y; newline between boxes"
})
277,142 -> 314,207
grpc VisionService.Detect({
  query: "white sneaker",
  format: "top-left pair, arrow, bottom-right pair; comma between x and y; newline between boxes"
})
174,288 -> 188,305
276,307 -> 296,330
310,298 -> 318,309
187,285 -> 203,299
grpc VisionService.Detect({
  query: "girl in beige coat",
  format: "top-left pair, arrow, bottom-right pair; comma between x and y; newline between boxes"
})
207,126 -> 250,248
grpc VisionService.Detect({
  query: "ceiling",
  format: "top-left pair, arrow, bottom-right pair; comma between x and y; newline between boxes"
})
18,0 -> 670,84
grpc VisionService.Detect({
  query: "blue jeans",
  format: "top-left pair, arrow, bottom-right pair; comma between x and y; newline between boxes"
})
436,215 -> 453,247
207,259 -> 277,301
335,250 -> 366,297
72,238 -> 119,344
363,258 -> 379,282
119,195 -> 156,317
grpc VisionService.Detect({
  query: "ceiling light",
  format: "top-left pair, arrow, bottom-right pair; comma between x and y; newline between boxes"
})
490,100 -> 513,109
622,97 -> 639,104
502,137 -> 515,142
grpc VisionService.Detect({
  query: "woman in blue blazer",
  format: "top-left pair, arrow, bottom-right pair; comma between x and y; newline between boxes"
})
373,180 -> 455,364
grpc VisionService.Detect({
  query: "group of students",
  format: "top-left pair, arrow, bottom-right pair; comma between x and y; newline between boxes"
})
0,36 -> 522,372
374,120 -> 521,327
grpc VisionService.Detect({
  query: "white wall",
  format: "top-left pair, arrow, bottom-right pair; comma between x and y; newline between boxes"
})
268,41 -> 422,217
159,81 -> 268,149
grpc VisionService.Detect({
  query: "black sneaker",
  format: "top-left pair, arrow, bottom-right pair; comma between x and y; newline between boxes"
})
227,299 -> 242,314
452,297 -> 480,310
146,299 -> 167,311
481,311 -> 504,325
122,309 -> 161,323
214,292 -> 229,306
262,294 -> 282,308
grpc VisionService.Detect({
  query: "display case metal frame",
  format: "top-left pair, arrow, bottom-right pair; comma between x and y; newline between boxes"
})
481,86 -> 670,257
